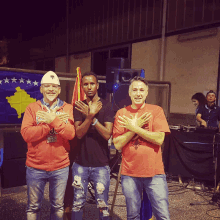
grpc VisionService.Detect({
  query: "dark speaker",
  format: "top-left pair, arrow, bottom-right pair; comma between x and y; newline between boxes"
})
98,82 -> 107,100
3,131 -> 27,160
111,69 -> 145,112
0,130 -> 27,188
106,58 -> 130,92
112,84 -> 131,111
1,158 -> 26,188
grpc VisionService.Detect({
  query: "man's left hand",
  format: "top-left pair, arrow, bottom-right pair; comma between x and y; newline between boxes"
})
36,111 -> 56,124
137,112 -> 152,127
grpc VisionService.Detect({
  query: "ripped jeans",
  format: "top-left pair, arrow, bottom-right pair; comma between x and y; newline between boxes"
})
71,162 -> 110,220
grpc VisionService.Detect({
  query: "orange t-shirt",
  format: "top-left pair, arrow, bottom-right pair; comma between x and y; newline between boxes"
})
113,104 -> 170,177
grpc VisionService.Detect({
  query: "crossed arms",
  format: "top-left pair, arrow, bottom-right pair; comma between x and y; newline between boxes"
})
113,112 -> 165,151
74,99 -> 113,140
21,104 -> 75,143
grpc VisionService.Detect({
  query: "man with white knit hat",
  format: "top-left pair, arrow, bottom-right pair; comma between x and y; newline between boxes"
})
21,71 -> 75,220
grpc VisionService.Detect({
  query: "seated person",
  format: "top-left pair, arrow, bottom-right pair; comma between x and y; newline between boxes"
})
196,90 -> 220,130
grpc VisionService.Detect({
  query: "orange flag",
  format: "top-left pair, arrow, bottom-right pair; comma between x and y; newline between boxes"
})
72,67 -> 86,105
65,67 -> 86,208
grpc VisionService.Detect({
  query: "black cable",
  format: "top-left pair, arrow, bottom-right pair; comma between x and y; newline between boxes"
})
167,180 -> 190,194
186,184 -> 220,219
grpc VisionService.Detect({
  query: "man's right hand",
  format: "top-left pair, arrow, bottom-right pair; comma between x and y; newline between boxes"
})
88,98 -> 102,116
36,111 -> 56,124
75,101 -> 89,116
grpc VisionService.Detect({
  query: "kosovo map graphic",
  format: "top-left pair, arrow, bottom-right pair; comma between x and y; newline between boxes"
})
6,87 -> 36,118
0,70 -> 43,124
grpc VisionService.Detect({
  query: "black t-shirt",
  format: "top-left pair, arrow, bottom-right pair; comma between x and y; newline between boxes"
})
73,98 -> 115,167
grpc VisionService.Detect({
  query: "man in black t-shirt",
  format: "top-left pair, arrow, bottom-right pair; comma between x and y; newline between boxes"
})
71,72 -> 114,220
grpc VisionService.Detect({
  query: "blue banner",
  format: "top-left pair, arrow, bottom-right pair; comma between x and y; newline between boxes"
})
0,70 -> 43,124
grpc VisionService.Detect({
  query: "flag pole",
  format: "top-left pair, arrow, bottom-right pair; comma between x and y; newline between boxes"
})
76,67 -> 80,101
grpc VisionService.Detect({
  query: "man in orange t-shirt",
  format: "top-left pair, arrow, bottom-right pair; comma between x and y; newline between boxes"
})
113,76 -> 170,220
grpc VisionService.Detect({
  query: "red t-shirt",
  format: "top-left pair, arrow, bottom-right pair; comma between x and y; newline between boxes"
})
113,104 -> 170,177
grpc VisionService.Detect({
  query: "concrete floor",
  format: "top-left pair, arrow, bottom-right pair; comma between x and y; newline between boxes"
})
1,176 -> 220,220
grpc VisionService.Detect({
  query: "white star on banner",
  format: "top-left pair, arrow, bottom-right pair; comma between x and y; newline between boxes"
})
27,79 -> 31,84
0,80 -> 2,84
11,77 -> 17,83
33,80 -> 39,86
19,78 -> 24,83
4,77 -> 9,83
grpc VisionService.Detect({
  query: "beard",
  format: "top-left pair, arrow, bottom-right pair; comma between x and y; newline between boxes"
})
46,94 -> 57,102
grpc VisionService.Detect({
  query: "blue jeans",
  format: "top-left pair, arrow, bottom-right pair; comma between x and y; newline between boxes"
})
26,166 -> 69,220
121,174 -> 170,220
71,162 -> 110,220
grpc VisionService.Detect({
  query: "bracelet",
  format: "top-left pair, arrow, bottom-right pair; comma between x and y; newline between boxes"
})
92,118 -> 98,126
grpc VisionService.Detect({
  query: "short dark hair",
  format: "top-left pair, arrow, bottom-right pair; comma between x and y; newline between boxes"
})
191,92 -> 207,106
82,72 -> 98,83
206,90 -> 216,97
130,76 -> 148,86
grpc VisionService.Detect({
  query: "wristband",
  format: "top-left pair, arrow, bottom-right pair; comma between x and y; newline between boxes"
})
92,118 -> 98,126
